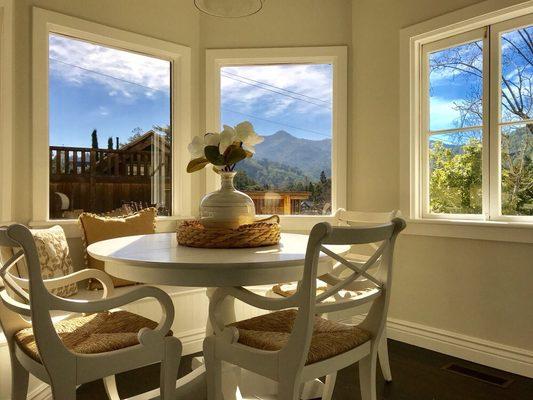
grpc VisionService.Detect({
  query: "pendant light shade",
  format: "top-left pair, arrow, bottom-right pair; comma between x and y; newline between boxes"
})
194,0 -> 264,18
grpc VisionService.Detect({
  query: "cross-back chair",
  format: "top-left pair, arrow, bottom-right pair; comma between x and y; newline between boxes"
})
0,224 -> 181,400
204,218 -> 405,400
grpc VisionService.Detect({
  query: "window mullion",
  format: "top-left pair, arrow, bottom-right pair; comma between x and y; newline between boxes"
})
481,26 -> 491,220
488,23 -> 501,221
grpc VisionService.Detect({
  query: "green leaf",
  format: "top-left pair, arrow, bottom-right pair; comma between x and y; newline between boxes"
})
204,145 -> 226,166
225,146 -> 247,165
186,157 -> 209,173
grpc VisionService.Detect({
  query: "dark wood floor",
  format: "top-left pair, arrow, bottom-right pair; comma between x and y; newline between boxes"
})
77,340 -> 533,399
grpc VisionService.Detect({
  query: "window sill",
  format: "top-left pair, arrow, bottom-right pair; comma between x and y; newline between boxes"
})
29,216 -> 195,239
404,218 -> 533,243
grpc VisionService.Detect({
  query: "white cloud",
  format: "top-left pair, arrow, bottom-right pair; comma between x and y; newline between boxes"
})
221,64 -> 332,117
49,34 -> 170,100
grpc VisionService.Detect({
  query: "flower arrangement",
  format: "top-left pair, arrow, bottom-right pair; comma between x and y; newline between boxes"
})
186,121 -> 264,173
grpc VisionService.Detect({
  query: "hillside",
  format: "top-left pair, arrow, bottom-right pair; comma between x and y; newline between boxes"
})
253,130 -> 331,180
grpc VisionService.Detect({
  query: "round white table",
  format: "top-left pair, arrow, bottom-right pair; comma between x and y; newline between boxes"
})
88,232 -> 348,400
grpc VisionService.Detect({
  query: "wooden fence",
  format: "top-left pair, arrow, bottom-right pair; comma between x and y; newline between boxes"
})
49,146 -> 310,217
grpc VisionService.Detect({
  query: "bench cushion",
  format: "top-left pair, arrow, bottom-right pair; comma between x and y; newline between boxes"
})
231,309 -> 371,365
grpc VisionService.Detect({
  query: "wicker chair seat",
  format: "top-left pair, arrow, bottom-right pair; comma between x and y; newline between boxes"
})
230,309 -> 371,365
15,310 -> 168,362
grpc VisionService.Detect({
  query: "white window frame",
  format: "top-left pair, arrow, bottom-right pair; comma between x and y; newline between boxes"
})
205,47 -> 347,231
400,0 -> 533,243
31,8 -> 193,232
0,0 -> 13,224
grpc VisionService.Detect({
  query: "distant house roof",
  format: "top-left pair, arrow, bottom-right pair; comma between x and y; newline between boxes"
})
121,129 -> 170,152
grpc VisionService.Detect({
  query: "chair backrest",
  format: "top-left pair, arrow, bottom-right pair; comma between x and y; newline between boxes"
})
334,208 -> 401,226
281,218 -> 405,369
0,224 -> 70,361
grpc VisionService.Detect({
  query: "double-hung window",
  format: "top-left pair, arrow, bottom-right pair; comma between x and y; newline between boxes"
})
420,14 -> 533,222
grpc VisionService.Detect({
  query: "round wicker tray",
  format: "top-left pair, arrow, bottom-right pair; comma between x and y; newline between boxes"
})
177,215 -> 280,248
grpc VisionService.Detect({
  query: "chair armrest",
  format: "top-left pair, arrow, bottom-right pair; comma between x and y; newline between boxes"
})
10,268 -> 115,298
48,285 -> 174,345
209,286 -> 299,334
0,290 -> 31,316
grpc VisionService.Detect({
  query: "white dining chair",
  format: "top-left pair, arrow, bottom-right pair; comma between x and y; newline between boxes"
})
0,223 -> 181,400
204,218 -> 405,400
271,208 -> 400,384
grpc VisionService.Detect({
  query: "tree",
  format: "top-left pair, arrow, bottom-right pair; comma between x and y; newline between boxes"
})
115,137 -> 120,150
107,137 -> 113,150
91,129 -> 99,149
430,29 -> 532,215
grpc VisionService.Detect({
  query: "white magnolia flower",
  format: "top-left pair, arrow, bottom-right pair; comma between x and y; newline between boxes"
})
219,125 -> 236,154
204,132 -> 221,147
187,135 -> 205,158
234,121 -> 264,153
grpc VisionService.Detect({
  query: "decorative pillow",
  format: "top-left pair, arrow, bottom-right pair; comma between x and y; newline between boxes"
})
0,226 -> 78,298
78,208 -> 157,289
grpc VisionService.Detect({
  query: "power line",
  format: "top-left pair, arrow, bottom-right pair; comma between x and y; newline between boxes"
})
49,57 -> 331,138
222,70 -> 332,105
222,107 -> 331,139
221,73 -> 331,110
49,57 -> 169,94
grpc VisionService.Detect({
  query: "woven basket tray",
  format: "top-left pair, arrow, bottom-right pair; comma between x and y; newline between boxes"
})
177,215 -> 281,248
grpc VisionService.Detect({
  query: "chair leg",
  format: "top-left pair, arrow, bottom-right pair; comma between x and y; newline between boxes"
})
103,375 -> 120,400
322,372 -> 337,400
161,337 -> 182,400
359,351 -> 378,400
10,353 -> 29,400
378,334 -> 392,382
50,373 -> 77,400
203,336 -> 223,400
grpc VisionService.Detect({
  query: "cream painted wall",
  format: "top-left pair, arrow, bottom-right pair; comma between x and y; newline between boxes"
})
352,0 -> 533,351
11,0 -> 204,223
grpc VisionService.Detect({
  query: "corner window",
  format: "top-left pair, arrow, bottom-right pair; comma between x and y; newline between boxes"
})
420,14 -> 533,222
206,47 -> 347,217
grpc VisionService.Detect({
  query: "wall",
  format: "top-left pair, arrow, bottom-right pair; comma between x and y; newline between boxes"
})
352,0 -> 533,367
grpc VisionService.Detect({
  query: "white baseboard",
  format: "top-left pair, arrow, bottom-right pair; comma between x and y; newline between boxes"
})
351,315 -> 533,378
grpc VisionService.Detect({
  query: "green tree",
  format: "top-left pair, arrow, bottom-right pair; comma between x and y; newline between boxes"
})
107,137 -> 113,150
429,139 -> 482,214
91,129 -> 99,149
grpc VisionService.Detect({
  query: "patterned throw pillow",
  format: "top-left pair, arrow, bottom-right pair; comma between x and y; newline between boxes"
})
0,226 -> 78,297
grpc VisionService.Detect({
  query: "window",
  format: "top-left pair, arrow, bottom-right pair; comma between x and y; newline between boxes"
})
48,34 -> 172,219
206,47 -> 347,218
32,8 -> 192,225
420,14 -> 533,222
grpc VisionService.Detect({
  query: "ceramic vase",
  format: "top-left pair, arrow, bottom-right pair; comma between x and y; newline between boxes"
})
199,171 -> 255,229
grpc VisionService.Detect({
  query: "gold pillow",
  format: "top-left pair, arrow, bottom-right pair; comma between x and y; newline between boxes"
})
0,225 -> 78,298
79,208 -> 157,289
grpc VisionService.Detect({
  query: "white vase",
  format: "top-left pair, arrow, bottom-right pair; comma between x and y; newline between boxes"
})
199,171 -> 255,229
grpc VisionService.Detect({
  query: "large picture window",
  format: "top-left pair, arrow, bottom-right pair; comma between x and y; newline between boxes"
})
32,8 -> 192,225
206,47 -> 347,219
48,34 -> 172,219
421,14 -> 533,222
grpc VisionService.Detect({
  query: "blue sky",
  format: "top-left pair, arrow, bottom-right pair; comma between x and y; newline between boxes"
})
49,34 -> 171,148
48,34 -> 334,148
220,64 -> 333,140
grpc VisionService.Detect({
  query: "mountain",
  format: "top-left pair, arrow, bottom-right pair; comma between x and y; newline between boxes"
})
252,131 -> 331,180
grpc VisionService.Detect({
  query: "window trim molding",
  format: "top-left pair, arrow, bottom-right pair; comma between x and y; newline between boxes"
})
400,0 -> 533,242
31,7 -> 193,226
0,0 -> 13,224
205,46 -> 348,224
